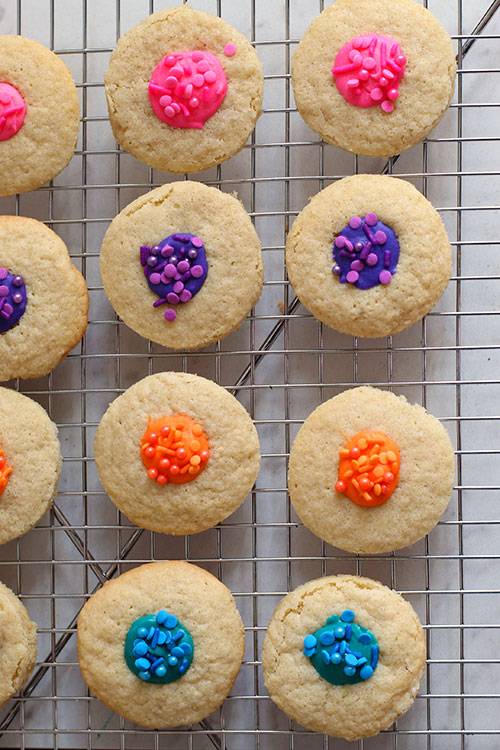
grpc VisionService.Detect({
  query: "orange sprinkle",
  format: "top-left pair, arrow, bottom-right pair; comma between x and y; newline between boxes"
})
141,414 -> 209,485
0,449 -> 12,497
335,430 -> 400,507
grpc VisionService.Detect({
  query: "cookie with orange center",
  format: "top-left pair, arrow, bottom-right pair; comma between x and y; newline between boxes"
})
95,372 -> 260,535
288,386 -> 455,554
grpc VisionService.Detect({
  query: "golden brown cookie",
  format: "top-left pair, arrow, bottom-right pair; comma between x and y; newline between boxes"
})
262,574 -> 426,740
100,181 -> 263,350
77,561 -> 245,728
292,0 -> 456,157
0,386 -> 61,545
0,216 -> 88,382
288,386 -> 455,554
0,35 -> 80,196
94,371 -> 260,535
105,6 -> 263,173
286,175 -> 451,338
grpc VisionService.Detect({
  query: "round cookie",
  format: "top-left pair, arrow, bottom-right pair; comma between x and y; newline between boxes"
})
0,35 -> 80,196
0,580 -> 37,708
94,371 -> 260,535
104,6 -> 263,173
262,574 -> 426,740
0,386 -> 61,545
0,216 -> 88,382
291,0 -> 456,157
100,181 -> 263,350
286,175 -> 451,338
77,560 -> 245,728
288,386 -> 455,554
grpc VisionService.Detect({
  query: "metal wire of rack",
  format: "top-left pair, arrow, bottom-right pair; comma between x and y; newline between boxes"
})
0,0 -> 499,747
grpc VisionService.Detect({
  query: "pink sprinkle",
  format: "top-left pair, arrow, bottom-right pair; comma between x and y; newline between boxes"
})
0,268 -> 7,280
173,281 -> 184,294
365,213 -> 378,226
164,264 -> 177,278
375,230 -> 387,244
369,36 -> 377,55
348,50 -> 362,65
190,97 -> 200,108
380,42 -> 387,68
171,67 -> 183,79
166,76 -> 178,89
0,285 -> 8,297
159,95 -> 172,106
197,60 -> 209,73
346,271 -> 359,284
387,88 -> 399,101
149,273 -> 161,285
175,83 -> 186,97
370,88 -> 383,102
193,74 -> 205,87
383,68 -> 394,80
349,216 -> 362,230
180,290 -> 192,303
379,77 -> 389,88
366,253 -> 378,267
164,105 -> 175,117
165,55 -> 176,66
331,63 -> 359,75
0,92 -> 10,105
167,292 -> 180,304
344,239 -> 354,251
192,236 -> 203,247
363,56 -> 376,71
172,102 -> 181,113
347,79 -> 359,88
183,65 -> 192,76
379,270 -> 392,284
192,50 -> 204,62
204,70 -> 217,84
381,100 -> 394,113
184,83 -> 193,98
396,55 -> 406,66
360,37 -> 371,49
351,260 -> 364,272
191,265 -> 204,278
391,43 -> 399,57
177,260 -> 190,273
224,42 -> 236,57
359,69 -> 370,81
335,236 -> 346,248
164,308 -> 177,322
352,37 -> 363,49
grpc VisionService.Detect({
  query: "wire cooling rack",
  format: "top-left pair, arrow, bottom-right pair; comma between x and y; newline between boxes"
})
0,0 -> 500,747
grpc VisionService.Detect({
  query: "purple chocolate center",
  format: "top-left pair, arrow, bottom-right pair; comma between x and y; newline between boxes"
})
140,234 -> 208,322
332,214 -> 399,290
0,267 -> 27,333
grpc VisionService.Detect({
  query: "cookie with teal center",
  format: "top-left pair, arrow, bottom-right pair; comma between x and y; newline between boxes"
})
125,609 -> 193,683
303,609 -> 378,684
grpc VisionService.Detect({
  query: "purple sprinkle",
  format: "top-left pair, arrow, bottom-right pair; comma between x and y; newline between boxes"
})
167,292 -> 180,304
334,236 -> 346,249
375,230 -> 387,245
332,265 -> 341,276
177,260 -> 190,273
169,256 -> 178,266
153,298 -> 167,307
351,260 -> 364,272
0,309 -> 10,320
12,293 -> 23,304
192,236 -> 203,248
365,212 -> 378,226
354,241 -> 364,253
344,239 -> 354,251
149,273 -> 161,285
187,248 -> 198,260
384,250 -> 391,268
12,275 -> 23,287
161,245 -> 174,258
363,223 -> 376,243
180,289 -> 192,302
346,270 -> 359,284
181,271 -> 192,282
360,241 -> 372,261
164,264 -> 177,278
3,303 -> 12,316
164,308 -> 177,322
151,246 -> 160,256
147,256 -> 157,267
191,265 -> 204,278
0,298 -> 4,311
173,281 -> 184,294
0,285 -> 8,297
174,272 -> 182,281
0,268 -> 6,280
178,248 -> 185,258
349,216 -> 362,230
366,253 -> 378,266
340,250 -> 356,259
140,246 -> 150,266
379,270 -> 392,284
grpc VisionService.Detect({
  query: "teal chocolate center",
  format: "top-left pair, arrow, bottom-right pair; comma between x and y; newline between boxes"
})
124,609 -> 193,683
303,609 -> 378,685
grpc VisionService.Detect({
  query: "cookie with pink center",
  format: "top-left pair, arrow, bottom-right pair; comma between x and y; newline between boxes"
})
105,6 -> 263,173
291,0 -> 456,157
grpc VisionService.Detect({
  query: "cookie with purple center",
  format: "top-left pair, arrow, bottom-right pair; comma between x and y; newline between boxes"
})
286,174 -> 452,338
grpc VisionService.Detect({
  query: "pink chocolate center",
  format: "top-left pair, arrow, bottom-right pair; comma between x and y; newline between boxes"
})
331,34 -> 406,114
148,50 -> 228,130
0,83 -> 26,141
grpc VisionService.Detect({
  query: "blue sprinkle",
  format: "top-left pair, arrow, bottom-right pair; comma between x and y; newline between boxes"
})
321,649 -> 330,665
155,664 -> 167,678
156,610 -> 168,625
360,664 -> 374,680
145,652 -> 156,662
133,638 -> 141,647
151,627 -> 160,649
168,655 -> 178,667
330,652 -> 342,665
135,657 -> 150,671
180,642 -> 192,655
157,631 -> 167,645
371,644 -> 379,670
171,646 -> 184,658
146,627 -> 155,641
304,634 -> 317,649
334,626 -> 346,639
165,614 -> 178,629
319,631 -> 335,646
331,642 -> 340,653
303,646 -> 315,658
164,631 -> 172,644
137,627 -> 148,639
151,657 -> 165,672
133,641 -> 148,657
345,653 -> 357,667
350,650 -> 362,658
345,624 -> 352,641
357,657 -> 367,666
344,665 -> 356,677
138,670 -> 151,681
179,657 -> 188,673
358,632 -> 372,645
341,609 -> 355,623
345,645 -> 353,655
172,630 -> 184,642
339,640 -> 347,655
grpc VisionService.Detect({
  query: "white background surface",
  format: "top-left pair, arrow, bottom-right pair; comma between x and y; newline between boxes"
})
0,0 -> 499,747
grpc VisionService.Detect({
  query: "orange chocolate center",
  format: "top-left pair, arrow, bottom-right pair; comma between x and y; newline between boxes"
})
335,430 -> 400,507
0,449 -> 12,496
140,414 -> 209,485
